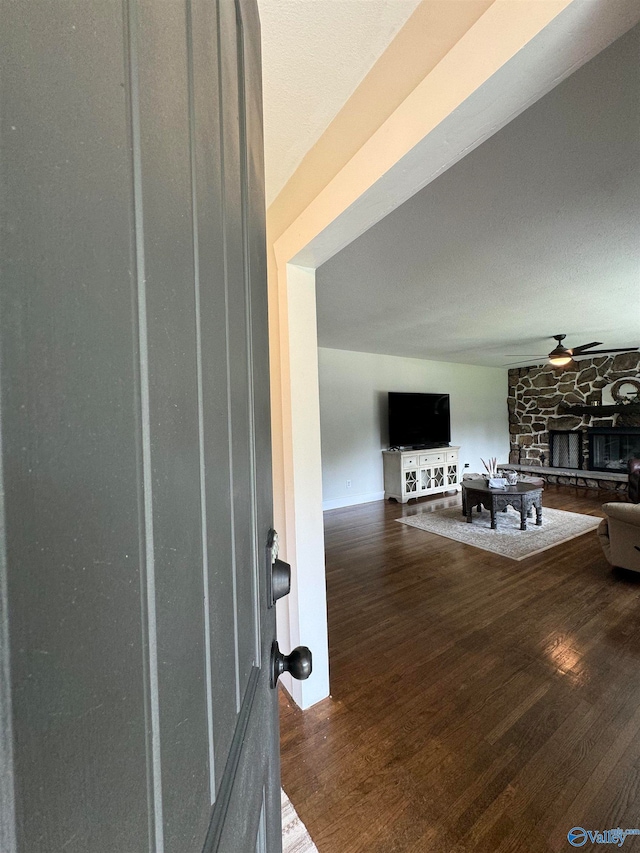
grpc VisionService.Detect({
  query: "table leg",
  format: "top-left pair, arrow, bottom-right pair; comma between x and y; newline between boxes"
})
466,504 -> 473,524
520,503 -> 527,530
490,502 -> 497,530
535,500 -> 542,526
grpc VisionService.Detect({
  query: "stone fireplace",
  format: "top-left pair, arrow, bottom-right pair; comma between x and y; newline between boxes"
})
507,352 -> 640,491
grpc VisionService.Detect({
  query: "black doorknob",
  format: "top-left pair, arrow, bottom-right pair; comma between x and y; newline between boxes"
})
271,558 -> 291,604
266,529 -> 291,607
270,641 -> 312,688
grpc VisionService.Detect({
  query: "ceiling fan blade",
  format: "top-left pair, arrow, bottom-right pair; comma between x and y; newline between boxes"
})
504,360 -> 545,366
573,347 -> 639,356
570,341 -> 602,354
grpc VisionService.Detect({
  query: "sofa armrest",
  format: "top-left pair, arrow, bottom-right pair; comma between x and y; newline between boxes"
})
602,503 -> 640,528
597,517 -> 612,564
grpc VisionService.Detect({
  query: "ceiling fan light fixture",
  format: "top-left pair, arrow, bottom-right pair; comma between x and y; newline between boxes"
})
549,354 -> 573,366
548,335 -> 573,366
505,335 -> 638,369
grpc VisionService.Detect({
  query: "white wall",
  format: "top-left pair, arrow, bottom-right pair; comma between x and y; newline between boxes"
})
318,347 -> 509,509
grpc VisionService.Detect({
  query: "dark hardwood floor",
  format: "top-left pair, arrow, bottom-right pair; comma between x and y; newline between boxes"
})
279,485 -> 640,852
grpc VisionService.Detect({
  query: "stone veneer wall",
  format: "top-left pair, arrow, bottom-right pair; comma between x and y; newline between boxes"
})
508,352 -> 640,490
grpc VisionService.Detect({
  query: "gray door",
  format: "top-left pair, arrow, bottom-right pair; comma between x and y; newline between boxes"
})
0,1 -> 283,850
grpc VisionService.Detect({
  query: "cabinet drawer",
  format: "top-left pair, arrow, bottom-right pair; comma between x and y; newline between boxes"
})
402,455 -> 418,468
419,452 -> 445,465
447,451 -> 458,462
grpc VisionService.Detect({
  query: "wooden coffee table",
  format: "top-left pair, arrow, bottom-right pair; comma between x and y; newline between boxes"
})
461,479 -> 543,531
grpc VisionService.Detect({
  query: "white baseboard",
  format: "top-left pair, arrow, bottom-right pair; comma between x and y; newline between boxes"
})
322,491 -> 385,511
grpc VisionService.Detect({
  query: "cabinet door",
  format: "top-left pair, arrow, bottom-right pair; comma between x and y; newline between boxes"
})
418,467 -> 432,494
432,465 -> 445,489
403,469 -> 419,497
447,463 -> 459,486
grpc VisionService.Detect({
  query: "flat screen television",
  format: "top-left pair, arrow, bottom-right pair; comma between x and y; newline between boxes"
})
388,392 -> 450,449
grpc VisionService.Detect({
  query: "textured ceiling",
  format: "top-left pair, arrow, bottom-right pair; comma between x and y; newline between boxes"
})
316,24 -> 640,369
257,0 -> 421,206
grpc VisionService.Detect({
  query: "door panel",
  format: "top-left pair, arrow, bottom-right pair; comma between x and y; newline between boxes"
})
239,1 -> 284,848
206,2 -> 281,849
219,0 -> 260,713
132,1 -> 211,848
0,0 -> 281,851
188,0 -> 239,799
0,3 -> 151,850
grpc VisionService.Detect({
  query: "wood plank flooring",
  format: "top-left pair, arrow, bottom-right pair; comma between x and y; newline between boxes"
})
279,486 -> 640,852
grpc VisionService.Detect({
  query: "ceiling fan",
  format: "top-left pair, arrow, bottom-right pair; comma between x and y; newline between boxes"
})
506,334 -> 639,367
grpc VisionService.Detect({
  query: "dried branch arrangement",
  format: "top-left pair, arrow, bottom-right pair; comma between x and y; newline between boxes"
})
481,457 -> 499,478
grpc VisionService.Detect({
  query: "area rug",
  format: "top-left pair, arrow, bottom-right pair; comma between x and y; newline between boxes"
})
282,789 -> 319,853
396,505 -> 601,561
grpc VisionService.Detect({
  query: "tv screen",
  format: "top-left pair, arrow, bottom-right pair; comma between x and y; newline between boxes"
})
388,392 -> 450,448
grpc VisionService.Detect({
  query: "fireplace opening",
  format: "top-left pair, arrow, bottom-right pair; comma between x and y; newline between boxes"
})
549,430 -> 583,469
588,428 -> 640,472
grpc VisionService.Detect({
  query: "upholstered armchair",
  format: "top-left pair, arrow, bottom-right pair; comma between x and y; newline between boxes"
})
598,503 -> 640,573
597,459 -> 640,572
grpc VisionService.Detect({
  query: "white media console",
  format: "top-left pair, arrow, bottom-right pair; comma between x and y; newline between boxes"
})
382,446 -> 460,503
